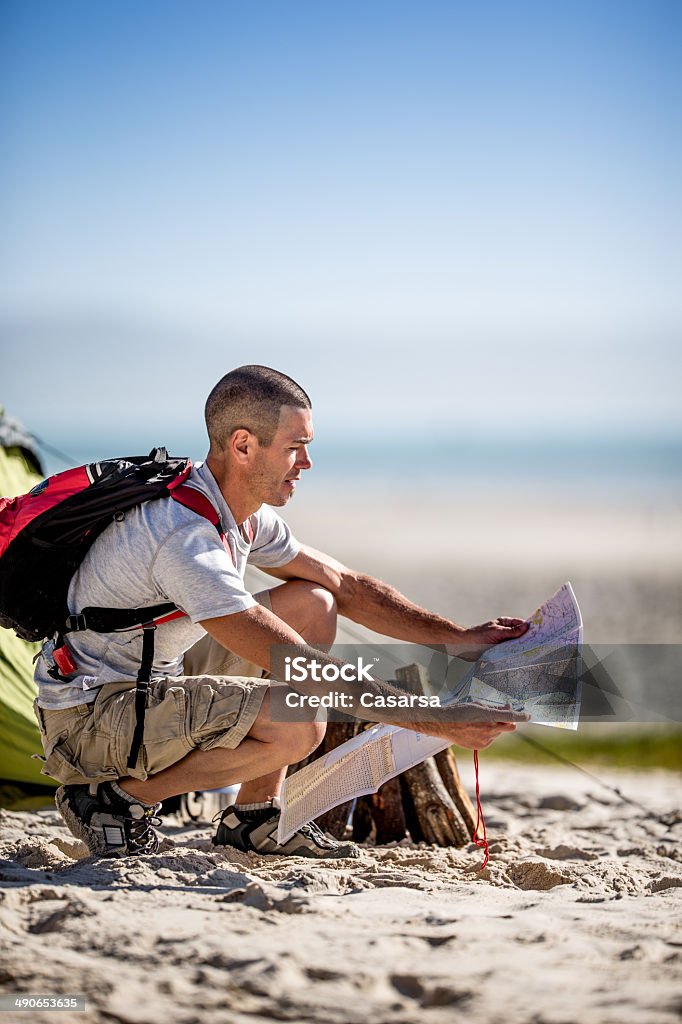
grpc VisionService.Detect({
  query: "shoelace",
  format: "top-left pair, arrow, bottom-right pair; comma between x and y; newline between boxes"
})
298,820 -> 338,848
125,805 -> 162,852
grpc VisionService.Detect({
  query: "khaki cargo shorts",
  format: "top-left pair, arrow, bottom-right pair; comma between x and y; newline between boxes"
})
34,592 -> 273,787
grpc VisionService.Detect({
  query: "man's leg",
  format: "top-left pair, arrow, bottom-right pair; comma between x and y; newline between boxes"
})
235,579 -> 337,804
119,688 -> 324,804
204,581 -> 352,858
121,579 -> 337,805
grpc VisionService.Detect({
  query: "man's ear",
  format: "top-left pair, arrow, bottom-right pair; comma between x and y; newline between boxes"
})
230,428 -> 256,464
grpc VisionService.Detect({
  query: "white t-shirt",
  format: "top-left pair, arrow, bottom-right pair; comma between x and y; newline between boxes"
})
35,461 -> 299,709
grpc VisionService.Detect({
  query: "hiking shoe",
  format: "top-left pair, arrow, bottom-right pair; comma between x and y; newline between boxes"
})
55,782 -> 162,857
212,800 -> 360,859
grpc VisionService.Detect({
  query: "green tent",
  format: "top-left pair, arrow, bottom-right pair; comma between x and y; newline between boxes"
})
0,408 -> 58,807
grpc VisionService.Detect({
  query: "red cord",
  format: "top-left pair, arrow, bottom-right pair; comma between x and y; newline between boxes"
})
472,749 -> 489,872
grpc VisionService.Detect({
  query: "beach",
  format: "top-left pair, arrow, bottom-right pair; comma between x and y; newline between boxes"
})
0,761 -> 680,1024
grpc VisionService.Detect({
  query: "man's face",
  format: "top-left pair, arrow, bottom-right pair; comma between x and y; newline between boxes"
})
250,405 -> 313,506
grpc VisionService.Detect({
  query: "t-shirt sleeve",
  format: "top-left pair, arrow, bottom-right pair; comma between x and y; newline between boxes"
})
248,505 -> 300,568
151,522 -> 257,622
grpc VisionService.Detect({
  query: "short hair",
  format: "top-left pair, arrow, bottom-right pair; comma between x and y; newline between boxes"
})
205,365 -> 311,450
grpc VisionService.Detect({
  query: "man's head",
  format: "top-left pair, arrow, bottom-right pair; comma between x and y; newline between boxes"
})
205,365 -> 313,508
205,365 -> 311,450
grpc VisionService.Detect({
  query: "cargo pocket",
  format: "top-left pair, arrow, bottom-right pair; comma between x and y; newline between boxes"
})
187,678 -> 261,751
115,682 -> 192,778
39,731 -> 77,785
42,736 -> 119,786
34,700 -> 121,784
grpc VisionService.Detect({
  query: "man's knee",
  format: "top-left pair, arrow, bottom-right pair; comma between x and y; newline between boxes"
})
307,583 -> 337,633
249,691 -> 326,757
309,583 -> 336,616
269,579 -> 337,642
288,719 -> 326,763
281,578 -> 336,615
252,715 -> 325,766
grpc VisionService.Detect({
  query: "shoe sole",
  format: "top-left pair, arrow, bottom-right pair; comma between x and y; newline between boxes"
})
286,842 -> 361,860
214,838 -> 360,859
55,787 -> 128,858
213,831 -> 361,859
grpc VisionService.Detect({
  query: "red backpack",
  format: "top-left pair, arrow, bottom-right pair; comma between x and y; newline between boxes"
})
0,447 -> 233,768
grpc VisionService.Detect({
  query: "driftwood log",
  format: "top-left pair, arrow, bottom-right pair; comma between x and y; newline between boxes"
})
287,664 -> 477,847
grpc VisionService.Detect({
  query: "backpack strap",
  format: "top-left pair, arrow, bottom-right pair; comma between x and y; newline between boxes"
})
168,483 -> 239,562
170,480 -> 256,548
168,483 -> 223,534
127,622 -> 156,769
64,602 -> 182,634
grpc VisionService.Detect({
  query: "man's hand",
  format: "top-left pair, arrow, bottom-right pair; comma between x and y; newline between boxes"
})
407,701 -> 529,748
446,617 -> 529,661
445,719 -> 518,750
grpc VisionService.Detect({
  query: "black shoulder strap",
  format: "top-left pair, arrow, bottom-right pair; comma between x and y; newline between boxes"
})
64,603 -> 179,634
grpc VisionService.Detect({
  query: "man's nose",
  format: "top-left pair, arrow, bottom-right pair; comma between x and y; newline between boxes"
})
296,446 -> 312,470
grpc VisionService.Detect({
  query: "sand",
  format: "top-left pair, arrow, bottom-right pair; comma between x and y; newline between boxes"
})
1,762 -> 680,1024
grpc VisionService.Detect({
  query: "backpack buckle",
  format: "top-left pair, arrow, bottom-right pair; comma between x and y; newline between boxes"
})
65,613 -> 88,632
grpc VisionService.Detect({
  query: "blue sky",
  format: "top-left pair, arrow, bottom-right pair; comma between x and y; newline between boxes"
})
1,0 -> 680,454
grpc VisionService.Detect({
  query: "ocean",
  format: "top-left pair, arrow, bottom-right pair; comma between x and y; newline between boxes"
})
35,432 -> 682,500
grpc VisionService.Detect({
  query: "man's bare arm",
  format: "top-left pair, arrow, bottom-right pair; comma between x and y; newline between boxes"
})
264,544 -> 528,655
199,604 -> 528,750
